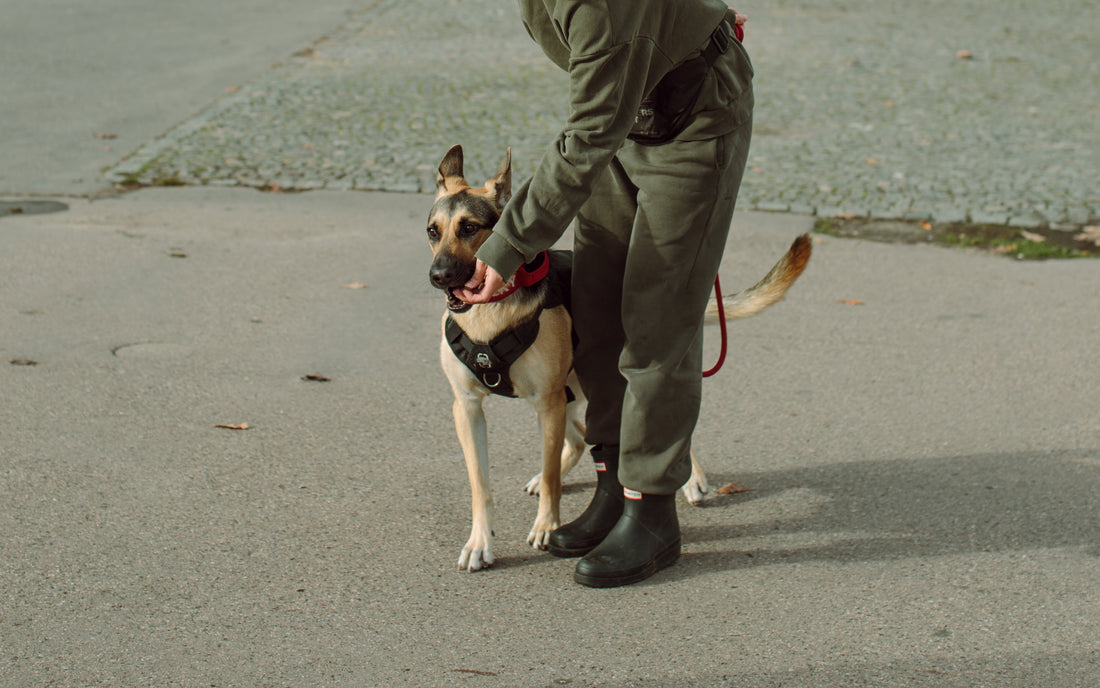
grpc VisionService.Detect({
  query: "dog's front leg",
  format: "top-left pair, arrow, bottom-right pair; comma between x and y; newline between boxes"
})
528,388 -> 566,549
525,397 -> 587,495
453,393 -> 494,571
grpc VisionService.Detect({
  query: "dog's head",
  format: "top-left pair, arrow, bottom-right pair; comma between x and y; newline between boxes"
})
426,145 -> 512,312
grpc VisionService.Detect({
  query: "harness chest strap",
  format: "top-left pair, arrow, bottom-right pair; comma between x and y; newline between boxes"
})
446,313 -> 540,398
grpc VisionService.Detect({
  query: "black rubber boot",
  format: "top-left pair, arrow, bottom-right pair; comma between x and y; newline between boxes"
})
546,445 -> 623,558
573,491 -> 681,588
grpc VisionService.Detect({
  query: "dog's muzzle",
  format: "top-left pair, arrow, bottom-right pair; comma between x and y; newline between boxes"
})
430,256 -> 476,313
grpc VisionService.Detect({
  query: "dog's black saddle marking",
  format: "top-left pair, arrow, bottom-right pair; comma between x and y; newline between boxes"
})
445,250 -> 573,399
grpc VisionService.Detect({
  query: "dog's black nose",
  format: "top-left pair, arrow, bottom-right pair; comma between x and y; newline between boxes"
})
429,266 -> 454,289
430,255 -> 472,289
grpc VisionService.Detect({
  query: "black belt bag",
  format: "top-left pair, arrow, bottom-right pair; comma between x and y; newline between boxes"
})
628,20 -> 734,145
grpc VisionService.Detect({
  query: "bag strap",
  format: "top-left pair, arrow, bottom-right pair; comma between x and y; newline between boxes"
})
701,19 -> 734,67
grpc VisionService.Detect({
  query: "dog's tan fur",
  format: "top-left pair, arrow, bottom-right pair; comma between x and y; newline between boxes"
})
428,145 -> 810,572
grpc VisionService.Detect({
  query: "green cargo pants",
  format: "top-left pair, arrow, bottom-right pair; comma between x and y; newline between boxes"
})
571,111 -> 752,495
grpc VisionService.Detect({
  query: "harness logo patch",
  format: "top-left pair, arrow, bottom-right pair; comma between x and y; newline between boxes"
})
475,352 -> 492,369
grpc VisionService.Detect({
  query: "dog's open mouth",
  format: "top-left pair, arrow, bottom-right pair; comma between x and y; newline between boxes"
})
445,288 -> 473,313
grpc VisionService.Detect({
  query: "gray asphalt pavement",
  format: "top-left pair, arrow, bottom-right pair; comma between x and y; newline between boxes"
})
2,1 -> 1098,687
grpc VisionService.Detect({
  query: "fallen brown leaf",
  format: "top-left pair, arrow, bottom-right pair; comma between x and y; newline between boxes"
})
956,49 -> 973,59
452,669 -> 499,677
837,299 -> 864,306
716,482 -> 750,495
341,282 -> 368,289
1074,226 -> 1100,247
302,374 -> 330,382
92,132 -> 118,140
920,220 -> 933,231
214,423 -> 249,430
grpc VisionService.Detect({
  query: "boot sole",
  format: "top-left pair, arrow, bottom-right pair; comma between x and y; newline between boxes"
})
573,538 -> 681,588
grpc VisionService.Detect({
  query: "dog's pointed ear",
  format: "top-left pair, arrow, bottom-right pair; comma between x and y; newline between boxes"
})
485,148 -> 512,205
436,145 -> 465,197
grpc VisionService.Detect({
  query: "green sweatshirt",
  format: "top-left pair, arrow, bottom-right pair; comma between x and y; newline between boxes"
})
476,0 -> 754,279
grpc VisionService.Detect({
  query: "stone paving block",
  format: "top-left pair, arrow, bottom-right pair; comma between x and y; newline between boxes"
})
1008,213 -> 1047,228
105,0 -> 1099,229
931,208 -> 969,224
969,212 -> 1010,226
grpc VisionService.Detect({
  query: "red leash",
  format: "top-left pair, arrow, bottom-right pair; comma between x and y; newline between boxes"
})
702,14 -> 742,378
702,275 -> 727,378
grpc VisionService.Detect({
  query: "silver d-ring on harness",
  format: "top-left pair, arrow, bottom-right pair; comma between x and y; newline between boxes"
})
483,373 -> 503,388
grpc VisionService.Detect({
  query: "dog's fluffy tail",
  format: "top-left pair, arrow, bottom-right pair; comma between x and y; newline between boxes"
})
705,233 -> 812,321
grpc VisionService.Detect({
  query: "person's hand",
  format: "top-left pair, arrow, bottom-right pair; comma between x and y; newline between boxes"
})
453,260 -> 509,304
729,8 -> 747,41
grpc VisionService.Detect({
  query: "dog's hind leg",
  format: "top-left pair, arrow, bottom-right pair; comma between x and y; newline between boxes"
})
560,399 -> 587,480
452,391 -> 495,571
681,448 -> 710,505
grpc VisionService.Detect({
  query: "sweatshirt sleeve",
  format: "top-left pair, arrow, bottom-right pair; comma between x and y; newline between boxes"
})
475,33 -> 659,278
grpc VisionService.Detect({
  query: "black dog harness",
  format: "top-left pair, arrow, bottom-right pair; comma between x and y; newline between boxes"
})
445,251 -> 571,398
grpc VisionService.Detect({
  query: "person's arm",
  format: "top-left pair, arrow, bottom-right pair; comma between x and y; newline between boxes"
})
456,16 -> 657,303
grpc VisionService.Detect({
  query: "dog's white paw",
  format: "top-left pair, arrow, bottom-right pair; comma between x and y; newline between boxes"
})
526,515 -> 559,550
524,473 -> 542,495
681,474 -> 710,506
458,527 -> 494,572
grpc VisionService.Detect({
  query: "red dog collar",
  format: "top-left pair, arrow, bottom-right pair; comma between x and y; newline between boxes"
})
485,251 -> 551,303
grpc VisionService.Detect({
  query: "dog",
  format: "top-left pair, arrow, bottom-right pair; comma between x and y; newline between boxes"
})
427,144 -> 811,572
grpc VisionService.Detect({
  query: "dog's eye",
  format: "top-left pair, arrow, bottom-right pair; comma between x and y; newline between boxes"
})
426,224 -> 440,241
460,222 -> 481,237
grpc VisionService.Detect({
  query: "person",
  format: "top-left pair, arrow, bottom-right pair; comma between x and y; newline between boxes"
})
454,1 -> 754,587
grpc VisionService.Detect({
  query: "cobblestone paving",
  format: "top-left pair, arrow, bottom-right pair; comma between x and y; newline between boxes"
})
108,0 -> 1098,228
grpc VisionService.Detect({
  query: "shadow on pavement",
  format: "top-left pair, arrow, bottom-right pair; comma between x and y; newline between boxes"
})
671,449 -> 1099,580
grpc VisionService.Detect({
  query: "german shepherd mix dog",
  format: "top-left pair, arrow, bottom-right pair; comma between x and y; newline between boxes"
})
427,145 -> 810,572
